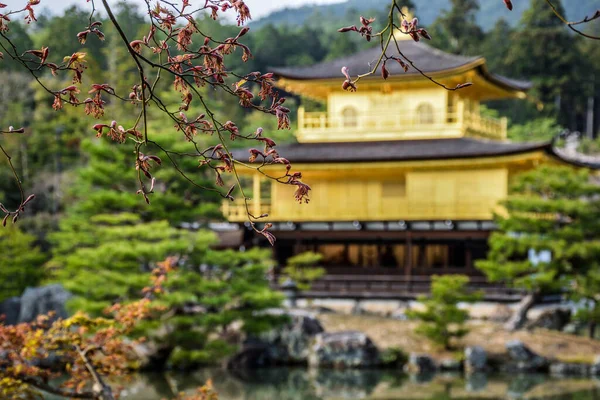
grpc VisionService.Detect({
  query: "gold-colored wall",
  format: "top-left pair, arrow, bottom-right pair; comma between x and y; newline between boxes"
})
268,167 -> 507,221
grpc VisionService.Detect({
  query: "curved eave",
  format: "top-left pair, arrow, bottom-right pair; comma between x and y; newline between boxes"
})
477,64 -> 532,98
545,147 -> 600,169
274,59 -> 530,101
271,57 -> 485,81
232,138 -> 552,169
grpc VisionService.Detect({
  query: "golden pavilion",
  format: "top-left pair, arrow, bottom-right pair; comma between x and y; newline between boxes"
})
222,40 -> 579,300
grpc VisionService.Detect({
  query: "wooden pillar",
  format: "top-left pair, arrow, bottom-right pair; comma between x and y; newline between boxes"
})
500,116 -> 508,139
358,245 -> 364,267
444,243 -> 449,270
457,100 -> 465,132
343,243 -> 349,265
405,233 -> 413,277
465,241 -> 473,271
294,238 -> 301,254
252,174 -> 261,217
298,106 -> 305,131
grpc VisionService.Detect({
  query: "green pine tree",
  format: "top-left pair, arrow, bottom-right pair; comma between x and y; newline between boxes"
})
477,166 -> 600,331
428,0 -> 483,56
0,225 -> 46,301
45,122 -> 284,366
280,251 -> 326,291
407,275 -> 480,350
503,0 -> 588,130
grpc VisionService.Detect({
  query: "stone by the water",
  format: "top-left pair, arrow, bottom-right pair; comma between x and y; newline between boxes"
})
504,340 -> 550,372
18,284 -> 71,323
405,353 -> 437,374
525,307 -> 572,331
465,346 -> 488,373
0,296 -> 21,325
308,331 -> 380,368
550,362 -> 590,376
259,308 -> 325,364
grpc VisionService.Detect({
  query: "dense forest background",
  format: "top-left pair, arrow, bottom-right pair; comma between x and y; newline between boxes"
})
0,0 -> 598,348
252,0 -> 599,32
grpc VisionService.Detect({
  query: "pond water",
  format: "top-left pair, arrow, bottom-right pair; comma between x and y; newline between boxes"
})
103,368 -> 600,400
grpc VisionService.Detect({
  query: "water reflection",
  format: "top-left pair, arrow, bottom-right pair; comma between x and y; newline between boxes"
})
116,368 -> 600,400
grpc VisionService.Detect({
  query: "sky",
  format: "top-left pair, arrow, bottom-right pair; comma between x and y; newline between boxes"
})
2,0 -> 343,20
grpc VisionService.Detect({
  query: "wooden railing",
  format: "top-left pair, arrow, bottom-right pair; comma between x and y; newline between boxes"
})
463,111 -> 508,140
297,106 -> 507,140
274,273 -> 524,302
221,199 -> 271,221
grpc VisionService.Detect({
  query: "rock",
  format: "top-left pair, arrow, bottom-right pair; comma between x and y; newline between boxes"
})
405,353 -> 437,374
259,309 -> 324,364
590,355 -> 600,375
504,340 -> 550,372
550,362 -> 590,376
464,346 -> 488,373
226,343 -> 274,370
18,284 -> 71,323
525,307 -> 571,331
308,331 -> 380,368
562,322 -> 584,334
0,296 -> 21,325
228,309 -> 324,368
439,358 -> 463,371
129,340 -> 174,371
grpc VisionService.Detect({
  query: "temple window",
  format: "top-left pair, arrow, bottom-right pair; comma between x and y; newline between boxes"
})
416,102 -> 435,124
341,106 -> 358,128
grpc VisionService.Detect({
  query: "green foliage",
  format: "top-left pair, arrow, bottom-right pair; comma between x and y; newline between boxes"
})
0,225 -> 46,301
40,96 -> 285,368
251,0 -> 596,32
151,247 -> 284,368
380,346 -> 409,368
407,275 -> 480,350
429,0 -> 483,55
578,137 -> 600,156
502,0 -> 588,129
49,210 -> 284,367
477,166 -> 600,302
571,269 -> 600,337
508,117 -> 563,142
280,251 -> 326,291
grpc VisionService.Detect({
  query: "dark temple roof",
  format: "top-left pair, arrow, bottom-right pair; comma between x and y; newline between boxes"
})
234,138 -> 550,164
271,40 -> 531,91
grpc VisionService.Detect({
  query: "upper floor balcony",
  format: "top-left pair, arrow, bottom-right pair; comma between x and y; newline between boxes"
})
296,103 -> 508,143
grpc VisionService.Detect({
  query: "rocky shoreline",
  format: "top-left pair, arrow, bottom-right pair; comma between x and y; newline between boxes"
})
3,286 -> 600,379
226,309 -> 600,379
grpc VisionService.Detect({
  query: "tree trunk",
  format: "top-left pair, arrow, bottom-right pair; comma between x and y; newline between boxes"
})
589,322 -> 596,339
504,292 -> 540,331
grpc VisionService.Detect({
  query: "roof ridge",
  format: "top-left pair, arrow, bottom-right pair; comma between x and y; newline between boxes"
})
412,40 -> 481,62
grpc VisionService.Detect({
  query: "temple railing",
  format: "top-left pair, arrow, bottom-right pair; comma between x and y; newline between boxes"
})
273,273 -> 524,302
463,111 -> 508,140
221,199 -> 271,221
297,106 -> 507,141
